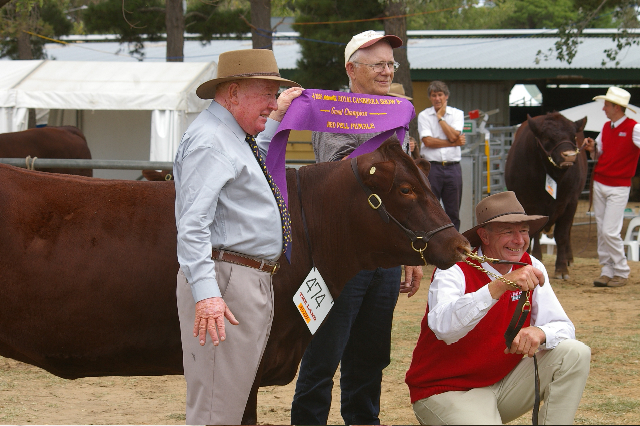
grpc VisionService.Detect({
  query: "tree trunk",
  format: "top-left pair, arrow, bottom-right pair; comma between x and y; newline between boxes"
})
165,0 -> 184,62
249,0 -> 272,50
17,29 -> 33,60
384,0 -> 419,145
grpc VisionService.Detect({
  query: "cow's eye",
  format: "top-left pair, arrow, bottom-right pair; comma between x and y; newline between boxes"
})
400,187 -> 411,194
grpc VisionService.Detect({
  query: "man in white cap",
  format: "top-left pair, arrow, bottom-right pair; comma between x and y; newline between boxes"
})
584,87 -> 640,288
406,191 -> 590,425
293,30 -> 421,425
173,49 -> 302,424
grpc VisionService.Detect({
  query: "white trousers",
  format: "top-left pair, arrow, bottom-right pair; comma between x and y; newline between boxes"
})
177,262 -> 274,425
413,339 -> 591,425
593,180 -> 631,278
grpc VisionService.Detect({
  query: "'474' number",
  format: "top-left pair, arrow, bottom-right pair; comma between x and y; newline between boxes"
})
305,278 -> 326,309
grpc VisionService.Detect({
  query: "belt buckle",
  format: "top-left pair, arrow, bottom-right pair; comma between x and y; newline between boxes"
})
270,262 -> 280,275
442,161 -> 447,166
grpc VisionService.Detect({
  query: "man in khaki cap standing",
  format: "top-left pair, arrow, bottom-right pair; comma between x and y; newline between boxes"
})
584,87 -> 640,288
173,49 -> 302,424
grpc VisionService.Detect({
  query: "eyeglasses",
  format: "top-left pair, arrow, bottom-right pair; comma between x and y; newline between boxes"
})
352,61 -> 400,73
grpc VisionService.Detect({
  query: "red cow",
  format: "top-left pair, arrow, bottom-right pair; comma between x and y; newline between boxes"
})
0,140 -> 470,423
0,126 -> 92,177
505,113 -> 588,279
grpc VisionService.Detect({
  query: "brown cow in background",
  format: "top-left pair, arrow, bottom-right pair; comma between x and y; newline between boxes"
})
506,113 -> 588,279
0,126 -> 92,177
0,140 -> 470,424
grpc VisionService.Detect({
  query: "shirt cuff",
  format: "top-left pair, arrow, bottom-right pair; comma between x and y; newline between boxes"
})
260,118 -> 280,140
535,325 -> 554,349
190,278 -> 222,303
477,284 -> 498,307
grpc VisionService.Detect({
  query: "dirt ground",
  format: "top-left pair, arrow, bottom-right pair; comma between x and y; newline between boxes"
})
2,206 -> 640,425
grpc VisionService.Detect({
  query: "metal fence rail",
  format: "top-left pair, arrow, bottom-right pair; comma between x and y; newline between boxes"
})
0,158 -> 314,171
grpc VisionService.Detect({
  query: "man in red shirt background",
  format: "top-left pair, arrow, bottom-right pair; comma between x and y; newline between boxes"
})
584,87 -> 640,288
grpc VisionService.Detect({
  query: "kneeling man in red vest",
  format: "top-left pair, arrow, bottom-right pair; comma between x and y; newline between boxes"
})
405,191 -> 590,425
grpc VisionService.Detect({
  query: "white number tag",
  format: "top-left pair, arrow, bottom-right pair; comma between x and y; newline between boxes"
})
292,267 -> 334,334
545,174 -> 557,199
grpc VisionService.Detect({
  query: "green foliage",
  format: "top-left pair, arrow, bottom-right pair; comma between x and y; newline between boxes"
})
292,0 -> 386,90
498,0 -> 577,29
0,0 -> 72,59
185,1 -> 249,41
83,0 -> 166,60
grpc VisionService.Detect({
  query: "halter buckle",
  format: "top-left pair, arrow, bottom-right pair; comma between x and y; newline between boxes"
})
368,194 -> 382,210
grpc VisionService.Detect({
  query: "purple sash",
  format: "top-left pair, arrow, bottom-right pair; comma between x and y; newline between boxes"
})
265,89 -> 415,208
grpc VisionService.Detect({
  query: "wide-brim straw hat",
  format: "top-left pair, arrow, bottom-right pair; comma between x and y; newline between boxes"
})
344,30 -> 403,66
462,191 -> 548,248
196,49 -> 300,99
387,82 -> 412,100
593,86 -> 636,113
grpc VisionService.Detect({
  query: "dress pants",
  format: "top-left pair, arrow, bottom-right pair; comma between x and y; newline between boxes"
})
412,339 -> 591,425
177,262 -> 274,425
426,162 -> 462,231
291,266 -> 401,425
593,180 -> 631,278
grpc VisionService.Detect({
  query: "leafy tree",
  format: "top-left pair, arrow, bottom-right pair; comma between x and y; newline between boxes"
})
185,0 -> 249,41
0,0 -> 73,60
292,0 -> 386,90
83,0 -> 166,60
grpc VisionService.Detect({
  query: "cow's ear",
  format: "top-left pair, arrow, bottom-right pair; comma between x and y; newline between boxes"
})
574,116 -> 587,133
526,114 -> 540,137
414,158 -> 431,177
363,160 -> 396,193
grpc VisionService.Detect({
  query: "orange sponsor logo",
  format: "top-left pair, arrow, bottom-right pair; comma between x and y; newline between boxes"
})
298,303 -> 311,324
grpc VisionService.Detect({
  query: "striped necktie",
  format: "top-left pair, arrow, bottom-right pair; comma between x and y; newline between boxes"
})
245,134 -> 292,259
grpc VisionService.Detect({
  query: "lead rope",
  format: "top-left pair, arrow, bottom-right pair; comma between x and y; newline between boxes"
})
464,251 -> 540,425
25,155 -> 37,170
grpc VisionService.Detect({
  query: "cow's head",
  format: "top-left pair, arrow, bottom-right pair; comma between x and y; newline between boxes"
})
353,138 -> 470,270
527,113 -> 587,169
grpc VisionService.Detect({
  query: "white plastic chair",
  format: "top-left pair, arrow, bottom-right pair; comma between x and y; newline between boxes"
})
531,234 -> 556,255
623,216 -> 640,261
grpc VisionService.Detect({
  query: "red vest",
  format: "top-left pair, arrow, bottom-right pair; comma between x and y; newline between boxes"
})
594,117 -> 639,187
405,253 -> 531,403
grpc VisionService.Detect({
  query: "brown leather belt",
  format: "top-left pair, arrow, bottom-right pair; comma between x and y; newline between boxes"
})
211,249 -> 279,275
429,160 -> 459,166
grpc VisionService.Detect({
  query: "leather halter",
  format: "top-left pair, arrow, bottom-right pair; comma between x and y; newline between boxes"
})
535,137 -> 580,168
350,157 -> 454,258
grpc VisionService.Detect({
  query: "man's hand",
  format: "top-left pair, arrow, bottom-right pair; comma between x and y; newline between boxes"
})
437,100 -> 448,120
505,326 -> 546,357
193,297 -> 239,346
583,137 -> 595,153
269,86 -> 304,122
400,265 -> 423,298
453,133 -> 466,146
488,265 -> 545,300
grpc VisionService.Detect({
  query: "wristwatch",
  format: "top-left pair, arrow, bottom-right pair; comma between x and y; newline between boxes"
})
438,117 -> 444,122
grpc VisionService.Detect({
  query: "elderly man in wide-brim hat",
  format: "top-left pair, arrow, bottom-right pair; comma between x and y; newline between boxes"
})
584,87 -> 640,288
173,49 -> 302,425
405,191 -> 591,425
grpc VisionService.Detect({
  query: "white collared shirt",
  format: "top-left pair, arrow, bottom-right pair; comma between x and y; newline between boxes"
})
174,102 -> 282,302
594,115 -> 640,155
427,247 -> 575,350
418,105 -> 464,162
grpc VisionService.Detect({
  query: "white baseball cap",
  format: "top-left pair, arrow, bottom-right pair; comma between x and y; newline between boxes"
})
344,30 -> 403,66
593,86 -> 636,113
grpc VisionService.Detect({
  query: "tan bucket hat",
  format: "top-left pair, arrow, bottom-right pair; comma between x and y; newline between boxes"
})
387,83 -> 412,100
344,30 -> 402,66
462,191 -> 548,248
196,49 -> 300,99
593,86 -> 636,113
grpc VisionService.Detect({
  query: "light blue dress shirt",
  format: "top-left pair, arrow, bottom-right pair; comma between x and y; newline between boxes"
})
174,101 -> 282,302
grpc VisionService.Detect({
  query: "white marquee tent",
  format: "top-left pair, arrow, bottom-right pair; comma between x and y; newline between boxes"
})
0,60 -> 216,179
